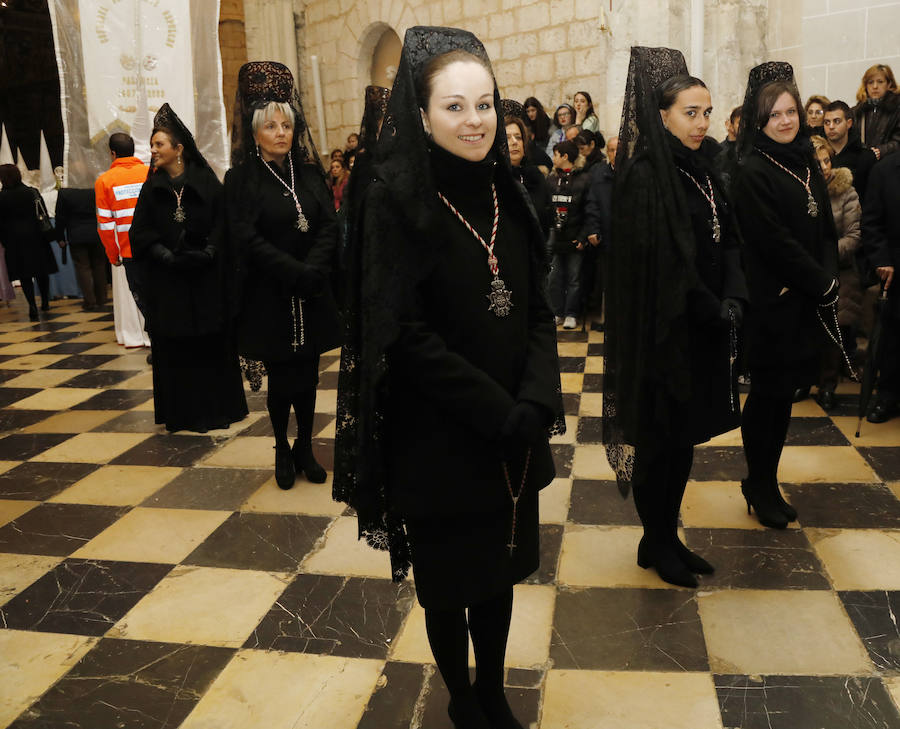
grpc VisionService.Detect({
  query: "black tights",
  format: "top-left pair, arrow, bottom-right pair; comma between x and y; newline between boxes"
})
20,275 -> 50,310
425,588 -> 519,727
266,388 -> 317,447
741,391 -> 792,484
632,443 -> 694,551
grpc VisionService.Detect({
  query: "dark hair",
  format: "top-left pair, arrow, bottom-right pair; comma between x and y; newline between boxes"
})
0,164 -> 22,188
553,104 -> 575,126
347,132 -> 359,142
417,49 -> 493,109
108,132 -> 135,157
575,129 -> 605,149
729,106 -> 742,124
574,91 -> 595,118
755,80 -> 803,130
824,100 -> 852,119
330,148 -> 344,159
150,126 -> 190,165
553,139 -> 578,164
523,96 -> 551,143
504,114 -> 528,140
656,75 -> 707,110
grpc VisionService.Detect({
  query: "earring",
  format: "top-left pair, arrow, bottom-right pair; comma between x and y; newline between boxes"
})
177,154 -> 182,165
256,145 -> 261,158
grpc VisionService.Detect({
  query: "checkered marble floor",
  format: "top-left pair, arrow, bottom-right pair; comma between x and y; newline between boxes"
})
0,295 -> 899,729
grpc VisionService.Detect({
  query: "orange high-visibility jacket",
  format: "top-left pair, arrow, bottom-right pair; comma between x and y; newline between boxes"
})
94,156 -> 150,264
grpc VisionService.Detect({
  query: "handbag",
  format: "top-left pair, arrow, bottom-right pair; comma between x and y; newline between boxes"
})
31,188 -> 56,242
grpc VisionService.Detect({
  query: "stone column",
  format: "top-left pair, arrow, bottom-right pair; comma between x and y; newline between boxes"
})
219,0 -> 248,124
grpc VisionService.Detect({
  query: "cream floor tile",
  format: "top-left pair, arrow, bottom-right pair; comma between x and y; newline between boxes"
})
0,630 -> 98,727
73,507 -> 231,563
315,417 -> 336,439
58,320 -> 115,332
698,589 -> 872,675
132,397 -> 156,411
790,398 -> 827,417
808,528 -> 900,590
324,357 -> 341,372
316,389 -> 337,414
885,677 -> 900,717
558,525 -> 676,588
301,516 -> 390,578
0,330 -> 44,343
81,342 -> 135,355
49,465 -> 182,506
584,356 -> 604,374
0,499 -> 38,528
588,330 -> 604,343
833,415 -> 900,446
109,565 -> 291,647
0,554 -> 62,606
8,387 -> 100,411
550,415 -> 578,444
0,341 -> 56,355
391,583 -> 555,669
777,446 -> 879,483
578,392 -> 604,416
97,352 -> 151,369
557,342 -> 589,357
681,481 -> 774,530
703,425 -> 743,447
888,481 -> 900,501
30,432 -> 150,463
23,409 -> 122,434
204,413 -> 264,439
50,311 -> 106,322
0,460 -> 19,476
113,370 -> 154,390
559,372 -> 583,393
1,369 -> 86,388
178,650 -> 383,729
571,444 -> 616,480
202,436 -> 275,468
541,670 -> 722,729
539,477 -> 572,523
69,331 -> 119,344
242,474 -> 345,516
0,354 -> 68,370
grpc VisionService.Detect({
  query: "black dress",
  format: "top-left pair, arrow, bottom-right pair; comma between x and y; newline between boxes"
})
225,157 -> 341,394
130,164 -> 248,432
0,184 -> 58,281
380,145 -> 559,608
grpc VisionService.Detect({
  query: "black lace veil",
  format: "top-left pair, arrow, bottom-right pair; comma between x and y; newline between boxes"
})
334,26 -> 562,580
735,61 -> 796,162
603,46 -> 700,495
151,103 -> 214,175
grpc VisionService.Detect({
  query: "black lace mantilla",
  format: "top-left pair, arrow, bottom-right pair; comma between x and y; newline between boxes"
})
736,61 -> 795,162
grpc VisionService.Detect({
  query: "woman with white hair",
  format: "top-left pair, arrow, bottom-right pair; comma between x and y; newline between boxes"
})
225,61 -> 341,490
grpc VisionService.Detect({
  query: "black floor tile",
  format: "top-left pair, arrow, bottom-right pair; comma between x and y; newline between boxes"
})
0,462 -> 99,500
555,331 -> 588,342
551,444 -> 574,478
182,512 -> 332,571
568,479 -> 640,525
0,432 -> 74,460
357,661 -> 427,729
0,559 -> 172,636
525,523 -> 563,585
550,587 -> 708,671
0,369 -> 29,383
72,389 -> 153,410
562,393 -> 580,416
581,373 -> 604,392
26,321 -> 74,332
318,370 -> 339,389
858,447 -> 900,481
839,591 -> 900,671
685,528 -> 830,590
689,446 -> 746,480
783,482 -> 900,528
311,437 -> 334,471
587,343 -> 604,356
319,354 -> 340,371
558,356 -> 585,373
786,416 -> 851,445
60,368 -> 140,389
822,391 -> 863,417
8,638 -> 234,729
91,410 -> 159,433
575,415 -> 603,443
29,331 -> 82,342
0,409 -> 50,432
0,503 -> 129,556
0,387 -> 40,408
46,354 -> 119,369
245,391 -> 268,412
244,574 -> 415,658
238,416 -> 274,437
110,434 -> 217,467
143,467 -> 271,510
37,341 -> 98,354
505,668 -> 544,689
715,674 -> 900,729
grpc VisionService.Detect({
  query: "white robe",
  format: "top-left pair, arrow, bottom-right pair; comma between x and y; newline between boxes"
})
111,265 -> 150,348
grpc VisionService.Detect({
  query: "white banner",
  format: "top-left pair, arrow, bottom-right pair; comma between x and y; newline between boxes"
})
78,0 -> 196,143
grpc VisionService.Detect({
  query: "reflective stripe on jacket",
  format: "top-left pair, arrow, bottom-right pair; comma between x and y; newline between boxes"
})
94,156 -> 150,263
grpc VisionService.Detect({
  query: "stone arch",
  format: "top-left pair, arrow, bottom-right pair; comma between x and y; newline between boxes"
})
356,22 -> 401,98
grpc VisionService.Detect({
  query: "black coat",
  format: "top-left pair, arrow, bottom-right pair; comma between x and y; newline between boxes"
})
547,165 -> 590,253
862,153 -> 900,318
733,145 -> 838,388
130,164 -> 231,337
584,160 -> 614,248
55,188 -> 103,246
225,159 -> 341,362
513,164 -> 551,236
853,92 -> 900,159
0,184 -> 58,280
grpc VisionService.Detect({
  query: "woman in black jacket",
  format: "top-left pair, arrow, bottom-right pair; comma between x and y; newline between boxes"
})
130,104 -> 248,433
226,62 -> 341,490
852,64 -> 900,163
335,27 -> 563,729
604,48 -> 747,588
55,186 -> 108,310
0,164 -> 58,320
733,63 -> 839,528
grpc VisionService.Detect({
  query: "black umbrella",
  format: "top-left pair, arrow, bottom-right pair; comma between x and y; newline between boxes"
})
856,286 -> 889,437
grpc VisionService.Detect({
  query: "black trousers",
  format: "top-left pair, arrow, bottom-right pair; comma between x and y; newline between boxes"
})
876,314 -> 900,403
69,241 -> 108,308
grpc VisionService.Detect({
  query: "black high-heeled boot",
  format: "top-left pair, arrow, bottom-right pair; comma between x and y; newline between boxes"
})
637,537 -> 698,588
274,442 -> 295,490
773,483 -> 798,521
673,539 -> 715,575
292,439 -> 326,483
741,479 -> 788,529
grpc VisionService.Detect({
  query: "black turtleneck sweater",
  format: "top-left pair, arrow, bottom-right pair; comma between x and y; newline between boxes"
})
383,142 -> 558,519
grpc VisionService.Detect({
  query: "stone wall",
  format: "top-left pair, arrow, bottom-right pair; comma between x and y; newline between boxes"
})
219,0 -> 249,125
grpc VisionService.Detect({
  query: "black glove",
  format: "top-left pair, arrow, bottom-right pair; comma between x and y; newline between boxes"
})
173,248 -> 213,270
819,278 -> 839,307
499,401 -> 545,458
294,264 -> 324,297
720,298 -> 743,327
151,244 -> 176,266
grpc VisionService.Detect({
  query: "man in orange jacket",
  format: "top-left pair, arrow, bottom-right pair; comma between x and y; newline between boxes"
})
95,133 -> 151,348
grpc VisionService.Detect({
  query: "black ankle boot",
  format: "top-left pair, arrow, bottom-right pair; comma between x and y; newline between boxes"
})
772,483 -> 798,521
637,537 -> 698,588
274,442 -> 295,489
741,479 -> 788,529
448,694 -> 492,729
292,439 -> 326,483
673,539 -> 715,575
28,305 -> 39,321
474,684 -> 524,729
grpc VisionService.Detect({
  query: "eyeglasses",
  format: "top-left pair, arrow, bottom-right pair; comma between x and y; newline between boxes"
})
807,109 -> 825,117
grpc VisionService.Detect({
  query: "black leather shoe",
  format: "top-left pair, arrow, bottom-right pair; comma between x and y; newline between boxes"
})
867,401 -> 898,424
673,539 -> 715,575
28,306 -> 39,321
741,479 -> 788,529
817,389 -> 836,412
792,387 -> 810,403
274,443 -> 295,489
292,439 -> 326,483
637,537 -> 698,588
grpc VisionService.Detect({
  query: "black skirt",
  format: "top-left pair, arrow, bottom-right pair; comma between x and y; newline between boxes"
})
152,332 -> 248,432
404,485 -> 539,610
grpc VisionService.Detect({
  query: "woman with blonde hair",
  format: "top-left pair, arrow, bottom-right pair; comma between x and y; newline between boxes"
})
851,64 -> 900,163
804,94 -> 830,132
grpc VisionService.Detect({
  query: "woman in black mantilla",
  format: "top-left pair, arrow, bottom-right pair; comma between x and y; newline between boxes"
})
334,27 -> 563,729
225,62 -> 341,490
732,63 -> 840,528
130,104 -> 248,433
603,48 -> 748,588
